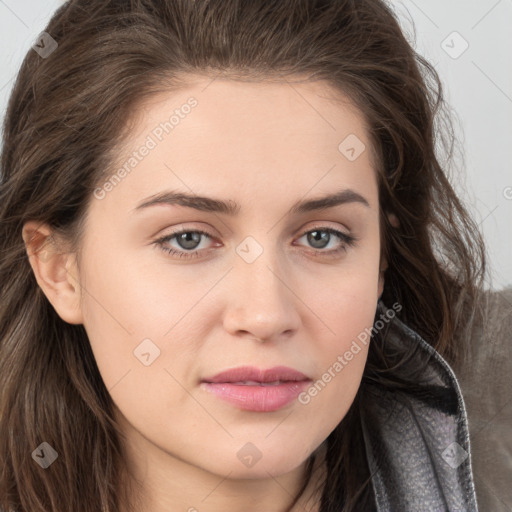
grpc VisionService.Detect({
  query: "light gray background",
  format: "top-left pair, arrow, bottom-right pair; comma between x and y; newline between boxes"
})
1,0 -> 511,290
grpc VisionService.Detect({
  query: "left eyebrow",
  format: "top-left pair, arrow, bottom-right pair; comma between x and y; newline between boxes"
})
132,188 -> 370,216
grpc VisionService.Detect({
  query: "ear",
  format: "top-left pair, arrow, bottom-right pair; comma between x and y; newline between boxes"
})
378,255 -> 387,300
388,212 -> 400,228
22,221 -> 84,325
378,212 -> 399,300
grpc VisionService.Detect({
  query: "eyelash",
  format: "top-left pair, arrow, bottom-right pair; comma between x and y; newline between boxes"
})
154,226 -> 358,260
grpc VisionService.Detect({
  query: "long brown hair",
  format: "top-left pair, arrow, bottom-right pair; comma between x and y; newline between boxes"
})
0,1 -> 487,510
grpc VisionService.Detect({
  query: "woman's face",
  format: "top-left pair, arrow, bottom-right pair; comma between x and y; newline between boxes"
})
40,77 -> 384,483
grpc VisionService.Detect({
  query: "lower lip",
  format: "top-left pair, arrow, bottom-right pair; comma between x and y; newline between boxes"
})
201,381 -> 311,412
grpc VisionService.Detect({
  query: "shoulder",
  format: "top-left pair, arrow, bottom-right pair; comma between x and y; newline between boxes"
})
456,286 -> 512,403
466,286 -> 512,363
454,286 -> 512,512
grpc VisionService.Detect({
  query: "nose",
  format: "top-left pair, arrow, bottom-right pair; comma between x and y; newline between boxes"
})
222,247 -> 301,344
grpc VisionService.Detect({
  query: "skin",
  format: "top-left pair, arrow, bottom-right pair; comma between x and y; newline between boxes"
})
23,76 -> 387,512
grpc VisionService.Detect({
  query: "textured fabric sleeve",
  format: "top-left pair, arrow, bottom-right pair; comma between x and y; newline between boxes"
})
454,286 -> 512,512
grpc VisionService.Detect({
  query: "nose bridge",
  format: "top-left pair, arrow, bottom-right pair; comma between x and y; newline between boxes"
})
223,232 -> 300,341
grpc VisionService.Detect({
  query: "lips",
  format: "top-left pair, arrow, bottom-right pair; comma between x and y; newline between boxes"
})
229,380 -> 285,386
201,365 -> 310,384
200,365 -> 311,412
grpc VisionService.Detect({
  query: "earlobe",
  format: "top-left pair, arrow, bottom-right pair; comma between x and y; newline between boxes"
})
22,221 -> 84,325
378,274 -> 385,300
378,257 -> 387,300
378,212 -> 398,300
388,212 -> 400,228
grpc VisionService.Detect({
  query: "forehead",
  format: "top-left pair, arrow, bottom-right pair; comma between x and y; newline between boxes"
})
98,76 -> 378,214
134,76 -> 370,142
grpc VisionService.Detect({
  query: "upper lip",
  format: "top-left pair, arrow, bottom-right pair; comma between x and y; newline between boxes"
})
202,365 -> 310,384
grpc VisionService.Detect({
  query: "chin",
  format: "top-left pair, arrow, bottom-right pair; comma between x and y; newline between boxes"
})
202,444 -> 311,480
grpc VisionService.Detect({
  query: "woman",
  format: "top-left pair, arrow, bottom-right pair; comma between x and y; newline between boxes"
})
0,0 -> 509,511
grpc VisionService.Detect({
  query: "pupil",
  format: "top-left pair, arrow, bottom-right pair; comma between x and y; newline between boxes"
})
308,230 -> 329,249
179,232 -> 201,250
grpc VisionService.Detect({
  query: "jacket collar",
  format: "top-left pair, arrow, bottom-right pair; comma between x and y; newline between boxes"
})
360,300 -> 479,511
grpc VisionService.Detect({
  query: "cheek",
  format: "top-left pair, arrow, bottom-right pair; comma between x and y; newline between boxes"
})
78,242 -> 173,386
78,243 -> 212,412
298,268 -> 378,432
295,317 -> 373,453
307,255 -> 380,350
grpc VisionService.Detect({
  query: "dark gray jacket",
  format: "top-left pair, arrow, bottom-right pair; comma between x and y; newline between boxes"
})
364,288 -> 512,511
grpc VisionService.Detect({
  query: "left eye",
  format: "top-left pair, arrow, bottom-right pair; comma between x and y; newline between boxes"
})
295,227 -> 355,252
154,229 -> 216,259
154,226 -> 357,259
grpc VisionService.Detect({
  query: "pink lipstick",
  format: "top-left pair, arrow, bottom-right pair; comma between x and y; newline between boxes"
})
200,365 -> 311,412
